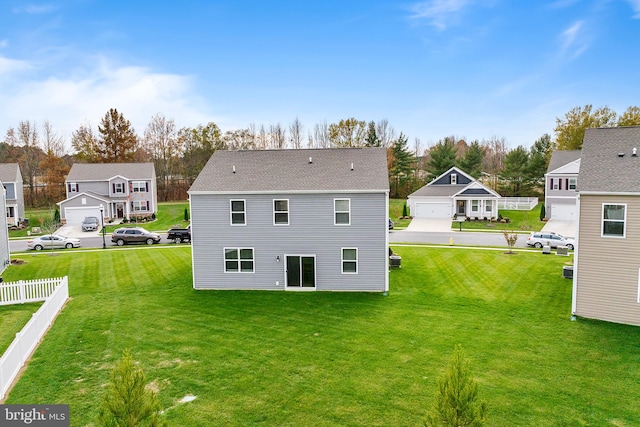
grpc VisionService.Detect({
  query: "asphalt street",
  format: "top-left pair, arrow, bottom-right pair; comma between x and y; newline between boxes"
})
10,229 -> 530,253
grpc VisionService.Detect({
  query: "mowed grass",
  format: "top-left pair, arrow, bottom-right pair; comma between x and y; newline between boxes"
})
0,302 -> 42,354
3,247 -> 640,426
454,204 -> 546,232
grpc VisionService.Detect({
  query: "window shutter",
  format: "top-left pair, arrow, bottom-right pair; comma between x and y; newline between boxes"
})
559,179 -> 562,190
68,183 -> 71,192
76,184 -> 79,192
566,179 -> 569,189
549,179 -> 553,190
146,201 -> 149,210
146,182 -> 149,192
131,201 -> 133,209
112,183 -> 116,193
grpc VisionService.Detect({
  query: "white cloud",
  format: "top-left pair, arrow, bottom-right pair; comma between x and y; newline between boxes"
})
0,58 -> 218,151
626,0 -> 640,18
559,20 -> 588,59
409,0 -> 472,30
0,55 -> 31,74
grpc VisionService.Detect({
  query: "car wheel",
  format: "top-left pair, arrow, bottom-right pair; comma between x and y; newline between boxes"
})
566,244 -> 574,250
146,238 -> 154,245
65,243 -> 73,249
34,244 -> 43,251
116,239 -> 125,246
174,237 -> 182,244
534,242 -> 543,248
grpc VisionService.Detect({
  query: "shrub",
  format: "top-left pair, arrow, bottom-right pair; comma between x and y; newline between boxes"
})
539,204 -> 546,221
425,344 -> 487,426
151,213 -> 156,220
184,208 -> 190,221
402,204 -> 408,218
98,349 -> 165,427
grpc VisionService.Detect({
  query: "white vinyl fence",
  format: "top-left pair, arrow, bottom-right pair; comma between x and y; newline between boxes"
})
0,276 -> 69,400
498,197 -> 539,211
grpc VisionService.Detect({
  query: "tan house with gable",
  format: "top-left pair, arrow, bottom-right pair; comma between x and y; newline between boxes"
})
573,126 -> 640,326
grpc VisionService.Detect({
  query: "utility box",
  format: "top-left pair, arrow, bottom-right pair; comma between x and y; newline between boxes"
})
556,246 -> 569,256
542,245 -> 551,254
562,266 -> 574,279
389,255 -> 402,269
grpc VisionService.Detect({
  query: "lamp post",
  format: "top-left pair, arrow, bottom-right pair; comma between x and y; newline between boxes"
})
100,205 -> 106,249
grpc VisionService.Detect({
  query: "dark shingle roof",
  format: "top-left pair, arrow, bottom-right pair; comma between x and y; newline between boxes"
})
0,163 -> 20,183
579,126 -> 640,193
547,150 -> 581,173
189,148 -> 389,193
66,163 -> 155,181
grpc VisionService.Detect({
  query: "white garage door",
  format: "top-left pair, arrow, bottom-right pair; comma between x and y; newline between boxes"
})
552,204 -> 577,221
65,207 -> 103,225
415,202 -> 451,218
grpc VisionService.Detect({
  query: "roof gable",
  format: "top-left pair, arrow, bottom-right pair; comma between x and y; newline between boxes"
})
547,150 -> 581,173
188,148 -> 389,193
579,126 -> 640,193
0,163 -> 21,183
548,158 -> 580,175
430,167 -> 473,186
66,163 -> 155,182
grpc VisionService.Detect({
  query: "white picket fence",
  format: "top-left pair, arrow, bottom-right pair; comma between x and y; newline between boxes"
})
0,276 -> 69,400
498,197 -> 539,211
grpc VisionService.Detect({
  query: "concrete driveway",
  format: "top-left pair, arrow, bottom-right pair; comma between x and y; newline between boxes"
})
541,220 -> 576,238
55,224 -> 101,238
405,218 -> 452,232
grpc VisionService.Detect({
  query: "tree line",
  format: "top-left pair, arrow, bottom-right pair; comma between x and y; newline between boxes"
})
2,104 -> 639,207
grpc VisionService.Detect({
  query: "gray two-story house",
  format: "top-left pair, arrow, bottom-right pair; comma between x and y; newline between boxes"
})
0,163 -> 24,226
58,163 -> 157,224
188,148 -> 390,292
0,179 -> 11,273
545,150 -> 581,221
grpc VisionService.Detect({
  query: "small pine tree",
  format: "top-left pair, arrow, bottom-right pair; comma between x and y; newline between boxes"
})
402,204 -> 408,218
54,208 -> 60,225
539,204 -> 546,221
425,345 -> 487,427
184,208 -> 190,221
98,349 -> 165,427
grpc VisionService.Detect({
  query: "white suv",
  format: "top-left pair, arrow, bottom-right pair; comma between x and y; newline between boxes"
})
526,232 -> 575,250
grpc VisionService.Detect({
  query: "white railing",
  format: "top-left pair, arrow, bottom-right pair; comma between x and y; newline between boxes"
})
498,197 -> 539,211
0,276 -> 69,400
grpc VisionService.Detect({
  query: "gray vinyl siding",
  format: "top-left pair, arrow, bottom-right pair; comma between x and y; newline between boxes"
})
575,194 -> 640,325
191,192 -> 388,291
68,181 -> 110,197
4,183 -> 15,200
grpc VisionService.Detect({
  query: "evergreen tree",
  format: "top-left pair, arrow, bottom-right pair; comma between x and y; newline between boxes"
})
98,349 -> 165,427
457,140 -> 484,178
390,133 -> 416,198
365,121 -> 381,147
499,146 -> 531,196
96,108 -> 139,163
427,137 -> 457,180
425,345 -> 487,427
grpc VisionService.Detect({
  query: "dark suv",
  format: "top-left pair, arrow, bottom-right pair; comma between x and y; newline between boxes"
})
111,227 -> 161,246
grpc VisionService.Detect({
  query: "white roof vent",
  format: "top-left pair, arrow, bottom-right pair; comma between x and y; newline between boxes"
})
618,153 -> 625,158
309,157 -> 313,164
633,147 -> 637,157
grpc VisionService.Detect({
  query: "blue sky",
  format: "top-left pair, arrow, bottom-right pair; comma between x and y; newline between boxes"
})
1,0 -> 639,152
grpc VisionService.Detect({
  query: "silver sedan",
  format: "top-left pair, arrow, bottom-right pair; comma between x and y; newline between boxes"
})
27,235 -> 82,250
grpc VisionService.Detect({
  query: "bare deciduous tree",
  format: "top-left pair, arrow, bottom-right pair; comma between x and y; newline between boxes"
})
289,117 -> 304,149
144,113 -> 180,201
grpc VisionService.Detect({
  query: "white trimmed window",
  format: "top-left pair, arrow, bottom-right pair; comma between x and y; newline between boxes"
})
485,200 -> 492,213
451,174 -> 457,184
113,182 -> 124,194
334,199 -> 350,225
569,178 -> 577,190
274,199 -> 289,225
69,183 -> 78,192
132,181 -> 147,192
342,248 -> 358,274
224,248 -> 254,273
230,200 -> 246,225
471,200 -> 479,213
132,200 -> 148,212
602,204 -> 626,237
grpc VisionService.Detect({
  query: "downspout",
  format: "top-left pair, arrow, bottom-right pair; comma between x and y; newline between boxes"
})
385,191 -> 389,295
571,193 -> 580,317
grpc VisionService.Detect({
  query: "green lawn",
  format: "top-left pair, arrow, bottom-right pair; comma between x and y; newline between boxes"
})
454,204 -> 546,232
3,246 -> 640,426
0,302 -> 42,354
389,199 -> 411,228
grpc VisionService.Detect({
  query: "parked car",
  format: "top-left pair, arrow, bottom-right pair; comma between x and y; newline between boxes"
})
526,232 -> 575,250
27,235 -> 81,250
82,216 -> 100,232
389,219 -> 394,230
111,227 -> 161,246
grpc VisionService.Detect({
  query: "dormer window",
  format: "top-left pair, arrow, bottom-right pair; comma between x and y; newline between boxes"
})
113,183 -> 124,194
68,183 -> 78,192
451,174 -> 457,184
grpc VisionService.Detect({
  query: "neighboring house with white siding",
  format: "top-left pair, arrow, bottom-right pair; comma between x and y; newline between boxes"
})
407,167 -> 500,219
573,126 -> 640,326
0,163 -> 24,226
0,180 -> 11,274
545,150 -> 581,221
188,148 -> 390,292
57,163 -> 157,224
